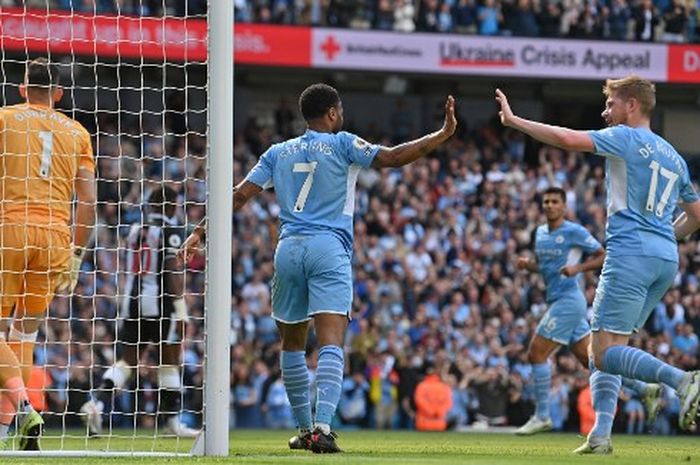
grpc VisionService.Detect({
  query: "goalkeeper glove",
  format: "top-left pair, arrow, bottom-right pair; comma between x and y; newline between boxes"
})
57,247 -> 85,293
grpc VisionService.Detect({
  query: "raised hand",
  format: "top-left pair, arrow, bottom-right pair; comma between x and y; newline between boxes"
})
440,95 -> 457,139
495,88 -> 515,128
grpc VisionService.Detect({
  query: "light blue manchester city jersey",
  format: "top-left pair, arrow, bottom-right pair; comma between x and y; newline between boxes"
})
589,125 -> 698,262
535,221 -> 602,302
245,130 -> 379,252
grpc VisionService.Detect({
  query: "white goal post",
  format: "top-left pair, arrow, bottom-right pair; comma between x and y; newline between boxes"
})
0,0 -> 232,457
202,0 -> 233,457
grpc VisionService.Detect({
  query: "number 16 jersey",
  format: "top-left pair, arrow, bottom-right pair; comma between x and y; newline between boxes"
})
589,125 -> 698,262
245,129 -> 379,253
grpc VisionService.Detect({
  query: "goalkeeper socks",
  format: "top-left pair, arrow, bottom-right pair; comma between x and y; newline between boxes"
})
0,341 -> 28,408
8,327 -> 37,385
532,362 -> 551,420
602,345 -> 685,390
589,367 -> 621,438
0,394 -> 14,436
281,350 -> 312,431
621,377 -> 650,397
314,345 -> 344,427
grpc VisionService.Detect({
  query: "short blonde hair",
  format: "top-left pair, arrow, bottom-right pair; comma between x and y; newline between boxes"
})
603,75 -> 656,117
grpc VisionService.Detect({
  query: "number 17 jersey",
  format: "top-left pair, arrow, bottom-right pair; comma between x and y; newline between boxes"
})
589,125 -> 698,262
245,129 -> 379,252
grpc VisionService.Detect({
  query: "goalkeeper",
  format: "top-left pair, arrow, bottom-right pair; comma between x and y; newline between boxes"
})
0,57 -> 95,451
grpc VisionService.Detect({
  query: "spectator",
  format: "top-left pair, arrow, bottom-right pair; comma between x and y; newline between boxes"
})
633,0 -> 660,41
508,0 -> 539,37
538,1 -> 563,37
418,0 -> 441,31
338,371 -> 371,427
370,352 -> 400,429
232,365 -> 260,428
261,373 -> 295,429
438,2 -> 455,32
414,364 -> 452,431
621,385 -> 645,435
662,0 -> 689,42
478,0 -> 502,35
470,366 -> 512,426
453,0 -> 479,33
607,0 -> 631,40
375,0 -> 396,30
576,383 -> 595,434
446,374 -> 470,428
395,0 -> 417,32
672,323 -> 699,355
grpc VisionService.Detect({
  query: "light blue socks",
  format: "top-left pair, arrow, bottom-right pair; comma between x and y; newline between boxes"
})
281,350 -> 312,430
602,345 -> 685,390
532,362 -> 551,420
314,345 -> 344,428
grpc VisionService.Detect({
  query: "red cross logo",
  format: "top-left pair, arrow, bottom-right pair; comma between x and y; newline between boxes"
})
320,36 -> 341,61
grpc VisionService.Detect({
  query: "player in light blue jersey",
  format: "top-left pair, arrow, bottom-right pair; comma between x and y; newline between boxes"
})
515,187 -> 661,436
496,75 -> 700,454
181,84 -> 456,453
515,187 -> 604,435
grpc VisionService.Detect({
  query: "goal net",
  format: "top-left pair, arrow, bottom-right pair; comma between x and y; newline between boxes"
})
0,0 -> 230,456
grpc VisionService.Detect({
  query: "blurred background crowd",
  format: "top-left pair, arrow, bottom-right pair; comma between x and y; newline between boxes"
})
3,0 -> 699,43
2,0 -> 699,440
227,98 -> 700,435
233,0 -> 699,43
22,92 -> 700,436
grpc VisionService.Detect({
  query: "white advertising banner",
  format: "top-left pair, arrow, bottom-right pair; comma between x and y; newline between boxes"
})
312,29 -> 668,81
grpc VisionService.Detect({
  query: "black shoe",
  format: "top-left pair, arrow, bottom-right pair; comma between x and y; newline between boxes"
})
310,428 -> 342,454
288,430 -> 312,450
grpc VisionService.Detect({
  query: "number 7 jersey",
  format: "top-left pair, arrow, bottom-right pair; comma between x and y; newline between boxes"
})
245,129 -> 379,252
0,103 -> 94,232
588,125 -> 699,262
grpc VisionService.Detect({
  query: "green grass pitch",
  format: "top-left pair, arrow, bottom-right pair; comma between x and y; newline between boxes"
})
1,430 -> 699,464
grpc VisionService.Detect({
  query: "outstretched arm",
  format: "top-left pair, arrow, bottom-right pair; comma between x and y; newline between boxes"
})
371,96 -> 457,169
178,180 -> 262,262
495,89 -> 594,153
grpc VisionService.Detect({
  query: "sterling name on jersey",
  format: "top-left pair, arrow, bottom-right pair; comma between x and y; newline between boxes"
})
535,221 -> 602,303
122,213 -> 185,318
245,130 -> 379,251
589,125 -> 699,262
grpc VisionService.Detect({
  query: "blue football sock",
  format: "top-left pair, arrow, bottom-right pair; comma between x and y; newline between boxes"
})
602,345 -> 685,390
621,377 -> 649,397
314,345 -> 344,427
589,368 -> 621,438
281,351 -> 312,431
532,362 -> 551,420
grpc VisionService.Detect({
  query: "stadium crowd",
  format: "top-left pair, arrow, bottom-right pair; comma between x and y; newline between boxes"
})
2,0 -> 206,16
18,91 -> 699,436
232,0 -> 700,43
4,0 -> 697,43
228,98 -> 700,435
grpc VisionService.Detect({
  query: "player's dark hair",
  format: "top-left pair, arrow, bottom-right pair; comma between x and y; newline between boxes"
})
543,186 -> 566,202
26,57 -> 60,89
298,83 -> 340,121
148,185 -> 178,217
